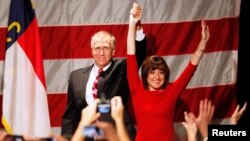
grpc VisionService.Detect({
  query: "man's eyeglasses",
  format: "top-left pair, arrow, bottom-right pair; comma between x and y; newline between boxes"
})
92,46 -> 113,53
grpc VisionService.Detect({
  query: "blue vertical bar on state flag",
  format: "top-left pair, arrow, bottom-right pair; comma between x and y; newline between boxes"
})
6,0 -> 35,49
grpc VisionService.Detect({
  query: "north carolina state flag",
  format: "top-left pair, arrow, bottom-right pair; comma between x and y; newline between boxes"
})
2,0 -> 51,137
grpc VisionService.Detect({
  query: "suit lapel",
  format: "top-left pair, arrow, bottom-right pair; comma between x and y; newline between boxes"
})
80,65 -> 93,100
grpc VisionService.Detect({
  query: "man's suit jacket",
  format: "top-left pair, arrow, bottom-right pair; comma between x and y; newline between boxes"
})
61,39 -> 146,140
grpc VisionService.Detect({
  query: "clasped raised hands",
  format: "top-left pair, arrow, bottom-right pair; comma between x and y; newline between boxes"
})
130,3 -> 142,25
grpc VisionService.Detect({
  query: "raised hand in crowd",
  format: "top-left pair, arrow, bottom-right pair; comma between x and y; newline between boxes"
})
110,96 -> 130,141
188,99 -> 214,141
230,102 -> 247,125
71,96 -> 130,141
71,99 -> 100,141
95,96 -> 130,141
0,131 -> 8,141
196,99 -> 214,139
182,112 -> 198,141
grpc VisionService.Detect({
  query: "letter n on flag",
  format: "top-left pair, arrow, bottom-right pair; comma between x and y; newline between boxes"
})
2,0 -> 51,137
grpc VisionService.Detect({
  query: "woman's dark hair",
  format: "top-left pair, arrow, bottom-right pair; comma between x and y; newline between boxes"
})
141,55 -> 170,89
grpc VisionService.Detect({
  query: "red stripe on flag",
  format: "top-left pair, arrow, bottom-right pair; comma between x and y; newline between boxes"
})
175,84 -> 237,122
0,28 -> 7,60
47,94 -> 68,127
39,18 -> 238,59
17,18 -> 46,87
0,18 -> 239,60
144,18 -> 239,56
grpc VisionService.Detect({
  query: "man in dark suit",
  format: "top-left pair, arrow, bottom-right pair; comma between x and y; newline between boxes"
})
61,25 -> 146,140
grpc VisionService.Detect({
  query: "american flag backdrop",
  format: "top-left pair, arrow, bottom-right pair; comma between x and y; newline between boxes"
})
0,0 -> 244,138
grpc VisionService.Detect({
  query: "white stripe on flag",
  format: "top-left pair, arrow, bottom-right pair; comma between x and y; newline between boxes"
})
2,42 -> 51,137
0,50 -> 237,94
0,0 -> 241,27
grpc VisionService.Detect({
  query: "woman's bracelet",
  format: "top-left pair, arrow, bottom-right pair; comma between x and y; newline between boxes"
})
197,48 -> 204,54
